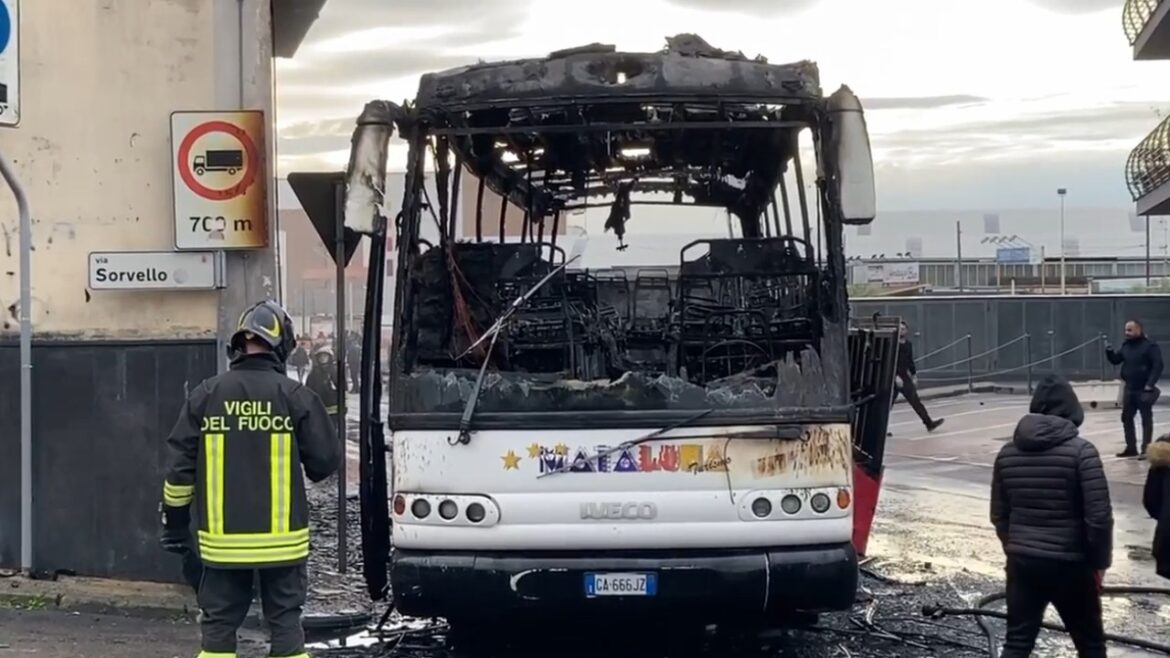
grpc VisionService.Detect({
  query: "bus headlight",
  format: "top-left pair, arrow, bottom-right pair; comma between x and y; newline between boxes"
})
780,495 -> 802,515
466,502 -> 486,523
411,499 -> 432,519
394,493 -> 500,527
738,488 -> 850,521
751,497 -> 773,518
811,493 -> 831,514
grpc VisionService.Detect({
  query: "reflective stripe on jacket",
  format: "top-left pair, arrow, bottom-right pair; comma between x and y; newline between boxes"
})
162,353 -> 340,568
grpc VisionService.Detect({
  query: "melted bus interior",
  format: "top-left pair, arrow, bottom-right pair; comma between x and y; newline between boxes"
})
391,35 -> 850,419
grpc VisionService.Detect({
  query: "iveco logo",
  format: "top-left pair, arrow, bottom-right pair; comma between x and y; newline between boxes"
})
579,502 -> 658,520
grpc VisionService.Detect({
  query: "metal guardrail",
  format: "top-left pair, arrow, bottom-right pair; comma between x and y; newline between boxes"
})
915,333 -> 1110,394
1126,113 -> 1170,202
1124,0 -> 1162,45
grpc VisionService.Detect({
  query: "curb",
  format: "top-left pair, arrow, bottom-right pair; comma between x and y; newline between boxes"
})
0,575 -> 197,619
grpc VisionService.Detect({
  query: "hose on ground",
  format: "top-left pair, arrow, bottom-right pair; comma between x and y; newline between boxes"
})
922,586 -> 1170,657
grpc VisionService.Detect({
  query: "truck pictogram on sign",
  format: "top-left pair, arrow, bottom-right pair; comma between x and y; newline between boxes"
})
171,111 -> 268,251
194,149 -> 243,176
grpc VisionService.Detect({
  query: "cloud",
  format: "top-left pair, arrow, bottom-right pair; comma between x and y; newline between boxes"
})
863,95 -> 989,110
1025,0 -> 1122,13
664,0 -> 818,14
307,0 -> 532,43
866,101 -> 1163,167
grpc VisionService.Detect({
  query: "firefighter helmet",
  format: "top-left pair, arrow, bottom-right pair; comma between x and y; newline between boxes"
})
229,300 -> 297,362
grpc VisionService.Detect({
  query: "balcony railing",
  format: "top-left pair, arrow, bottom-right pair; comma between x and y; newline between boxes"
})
1124,0 -> 1163,44
1127,114 -> 1170,201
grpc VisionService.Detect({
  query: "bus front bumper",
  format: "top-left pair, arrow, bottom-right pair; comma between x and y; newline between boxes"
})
391,542 -> 857,620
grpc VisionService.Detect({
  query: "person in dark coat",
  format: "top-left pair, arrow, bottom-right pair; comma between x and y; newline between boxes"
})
288,342 -> 310,383
892,321 -> 944,432
1145,434 -> 1170,580
990,374 -> 1113,658
1105,319 -> 1164,457
346,331 -> 362,393
305,346 -> 342,421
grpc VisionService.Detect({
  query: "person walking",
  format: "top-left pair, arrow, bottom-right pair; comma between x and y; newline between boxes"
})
990,374 -> 1113,658
288,342 -> 309,384
892,321 -> 944,432
159,300 -> 340,658
1145,434 -> 1170,581
1105,319 -> 1163,457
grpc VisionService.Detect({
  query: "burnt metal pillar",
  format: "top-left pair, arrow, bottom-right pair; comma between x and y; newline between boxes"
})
332,180 -> 348,574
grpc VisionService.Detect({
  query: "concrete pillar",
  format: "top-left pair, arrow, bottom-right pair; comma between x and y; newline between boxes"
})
214,0 -> 278,371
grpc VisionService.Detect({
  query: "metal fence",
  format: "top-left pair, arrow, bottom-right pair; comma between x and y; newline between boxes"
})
850,295 -> 1170,389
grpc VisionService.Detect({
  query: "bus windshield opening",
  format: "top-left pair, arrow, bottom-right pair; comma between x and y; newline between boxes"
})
378,37 -> 853,426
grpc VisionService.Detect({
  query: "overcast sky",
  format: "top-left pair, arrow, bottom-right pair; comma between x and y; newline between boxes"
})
275,0 -> 1170,212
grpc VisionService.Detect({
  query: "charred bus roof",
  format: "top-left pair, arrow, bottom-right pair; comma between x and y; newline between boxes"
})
414,35 -> 822,111
405,35 -> 827,230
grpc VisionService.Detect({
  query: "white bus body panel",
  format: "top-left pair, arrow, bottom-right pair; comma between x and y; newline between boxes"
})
391,423 -> 853,551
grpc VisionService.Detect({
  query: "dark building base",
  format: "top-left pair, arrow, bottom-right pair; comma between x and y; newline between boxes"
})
0,338 -> 217,583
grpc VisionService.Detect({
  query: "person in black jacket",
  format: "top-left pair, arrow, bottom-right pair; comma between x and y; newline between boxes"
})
1106,319 -> 1163,457
288,342 -> 310,384
160,300 -> 340,658
990,374 -> 1113,658
1145,435 -> 1170,581
305,346 -> 341,420
892,321 -> 944,432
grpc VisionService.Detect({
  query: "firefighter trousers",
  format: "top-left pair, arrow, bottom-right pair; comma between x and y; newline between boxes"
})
197,564 -> 308,658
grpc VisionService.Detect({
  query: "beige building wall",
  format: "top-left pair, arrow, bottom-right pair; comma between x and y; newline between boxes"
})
0,0 -> 276,339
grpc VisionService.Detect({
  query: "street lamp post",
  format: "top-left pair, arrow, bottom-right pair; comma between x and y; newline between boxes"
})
1057,188 -> 1067,294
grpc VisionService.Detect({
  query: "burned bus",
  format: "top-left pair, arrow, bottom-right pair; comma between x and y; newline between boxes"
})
342,36 -> 897,624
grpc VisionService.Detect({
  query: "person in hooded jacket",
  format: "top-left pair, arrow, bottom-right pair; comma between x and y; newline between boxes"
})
991,374 -> 1113,658
1145,434 -> 1170,581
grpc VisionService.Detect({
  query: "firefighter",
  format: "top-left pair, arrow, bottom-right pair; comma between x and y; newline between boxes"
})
305,345 -> 341,420
159,300 -> 340,658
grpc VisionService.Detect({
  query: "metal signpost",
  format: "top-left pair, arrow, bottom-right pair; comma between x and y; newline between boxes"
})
171,110 -> 269,372
87,251 -> 225,291
0,0 -> 29,574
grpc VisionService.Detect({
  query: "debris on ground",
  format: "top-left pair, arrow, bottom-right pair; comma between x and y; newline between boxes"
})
306,474 -> 377,617
305,565 -> 1170,657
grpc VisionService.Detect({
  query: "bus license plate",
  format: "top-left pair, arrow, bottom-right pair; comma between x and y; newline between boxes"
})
584,572 -> 657,597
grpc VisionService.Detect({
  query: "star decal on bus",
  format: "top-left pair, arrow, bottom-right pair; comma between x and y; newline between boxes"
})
501,450 -> 522,470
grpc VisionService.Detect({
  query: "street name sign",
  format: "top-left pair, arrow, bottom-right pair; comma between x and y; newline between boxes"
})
171,110 -> 269,250
88,251 -> 224,291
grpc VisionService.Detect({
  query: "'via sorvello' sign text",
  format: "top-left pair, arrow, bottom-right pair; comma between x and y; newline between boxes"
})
88,251 -> 224,291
